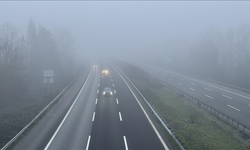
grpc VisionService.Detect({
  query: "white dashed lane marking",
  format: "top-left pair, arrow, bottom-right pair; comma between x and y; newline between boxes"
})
92,112 -> 95,121
227,105 -> 240,111
116,98 -> 119,104
119,112 -> 122,121
190,82 -> 196,85
178,82 -> 182,85
114,90 -> 116,94
222,94 -> 233,99
97,90 -> 99,94
205,95 -> 214,99
204,87 -> 211,91
189,87 -> 196,91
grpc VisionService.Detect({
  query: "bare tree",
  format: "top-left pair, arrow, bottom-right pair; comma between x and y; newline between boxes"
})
0,22 -> 27,103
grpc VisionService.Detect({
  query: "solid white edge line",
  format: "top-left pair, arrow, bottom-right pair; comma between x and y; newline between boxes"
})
92,112 -> 95,121
116,98 -> 119,104
44,67 -> 92,150
86,135 -> 91,150
119,112 -> 122,121
114,90 -> 116,93
95,98 -> 98,104
227,105 -> 241,111
205,95 -> 214,99
123,136 -> 128,150
113,83 -> 115,86
222,94 -> 233,99
113,66 -> 169,150
97,90 -> 99,94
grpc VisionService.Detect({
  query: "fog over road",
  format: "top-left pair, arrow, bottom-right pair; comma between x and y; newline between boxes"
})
14,62 -> 170,150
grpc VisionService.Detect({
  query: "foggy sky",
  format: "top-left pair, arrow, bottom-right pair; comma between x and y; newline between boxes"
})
1,1 -> 250,59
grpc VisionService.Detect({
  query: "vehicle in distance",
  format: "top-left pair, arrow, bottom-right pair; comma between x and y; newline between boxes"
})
102,69 -> 109,74
93,65 -> 98,68
103,87 -> 113,96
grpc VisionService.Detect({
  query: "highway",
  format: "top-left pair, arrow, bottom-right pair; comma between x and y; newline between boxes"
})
13,62 -> 170,150
134,63 -> 250,128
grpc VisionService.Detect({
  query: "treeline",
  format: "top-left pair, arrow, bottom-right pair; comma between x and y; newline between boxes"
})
0,19 -> 79,107
158,24 -> 250,89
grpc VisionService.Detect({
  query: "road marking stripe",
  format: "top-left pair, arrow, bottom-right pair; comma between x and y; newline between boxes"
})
99,79 -> 100,82
44,68 -> 92,150
189,87 -> 196,91
92,112 -> 95,121
119,112 -> 122,121
227,105 -> 240,111
116,98 -> 119,104
150,66 -> 250,100
168,78 -> 172,81
98,83 -> 100,87
97,90 -> 99,94
190,82 -> 196,85
113,66 -> 169,150
95,98 -> 98,104
178,82 -> 182,85
205,95 -> 214,99
112,83 -> 115,87
123,136 -> 128,150
204,87 -> 211,91
110,75 -> 112,78
111,79 -> 113,81
86,135 -> 91,150
222,94 -> 233,99
114,90 -> 116,94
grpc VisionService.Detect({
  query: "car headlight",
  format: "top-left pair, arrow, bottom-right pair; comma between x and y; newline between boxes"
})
110,92 -> 112,95
103,92 -> 105,95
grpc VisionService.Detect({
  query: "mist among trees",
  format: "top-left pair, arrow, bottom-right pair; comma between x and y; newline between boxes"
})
0,19 -> 79,107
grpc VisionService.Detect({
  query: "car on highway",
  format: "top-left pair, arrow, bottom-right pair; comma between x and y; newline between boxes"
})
103,87 -> 113,96
102,69 -> 109,74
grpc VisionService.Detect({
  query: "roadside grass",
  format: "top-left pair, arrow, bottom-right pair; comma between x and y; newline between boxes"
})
0,94 -> 56,148
116,61 -> 249,150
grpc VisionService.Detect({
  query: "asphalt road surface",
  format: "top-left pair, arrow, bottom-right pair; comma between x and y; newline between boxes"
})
13,62 -> 169,150
134,62 -> 250,129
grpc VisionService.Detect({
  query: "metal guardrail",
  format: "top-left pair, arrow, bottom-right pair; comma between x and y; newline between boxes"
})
155,77 -> 250,137
1,64 -> 90,150
112,64 -> 185,150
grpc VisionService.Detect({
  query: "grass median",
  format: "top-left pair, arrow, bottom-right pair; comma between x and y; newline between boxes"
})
115,60 -> 249,150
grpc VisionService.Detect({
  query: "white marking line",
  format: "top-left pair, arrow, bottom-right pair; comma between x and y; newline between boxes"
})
114,90 -> 116,94
123,136 -> 128,150
227,105 -> 241,111
189,87 -> 196,91
44,68 -> 92,150
112,83 -> 115,87
190,82 -> 196,85
86,135 -> 91,150
111,79 -> 113,82
113,66 -> 169,150
161,75 -> 164,78
249,105 -> 250,107
98,83 -> 100,87
110,75 -> 112,78
99,78 -> 100,82
204,87 -> 211,91
168,78 -> 172,81
119,112 -> 122,121
222,94 -> 233,99
178,82 -> 182,85
116,98 -> 119,104
92,112 -> 95,121
205,95 -> 214,99
95,98 -> 98,104
97,90 -> 99,94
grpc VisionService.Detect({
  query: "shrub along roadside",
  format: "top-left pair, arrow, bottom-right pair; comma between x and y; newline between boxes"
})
115,60 -> 248,150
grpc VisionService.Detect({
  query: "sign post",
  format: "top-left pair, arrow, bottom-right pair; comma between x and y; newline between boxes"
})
43,70 -> 54,95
